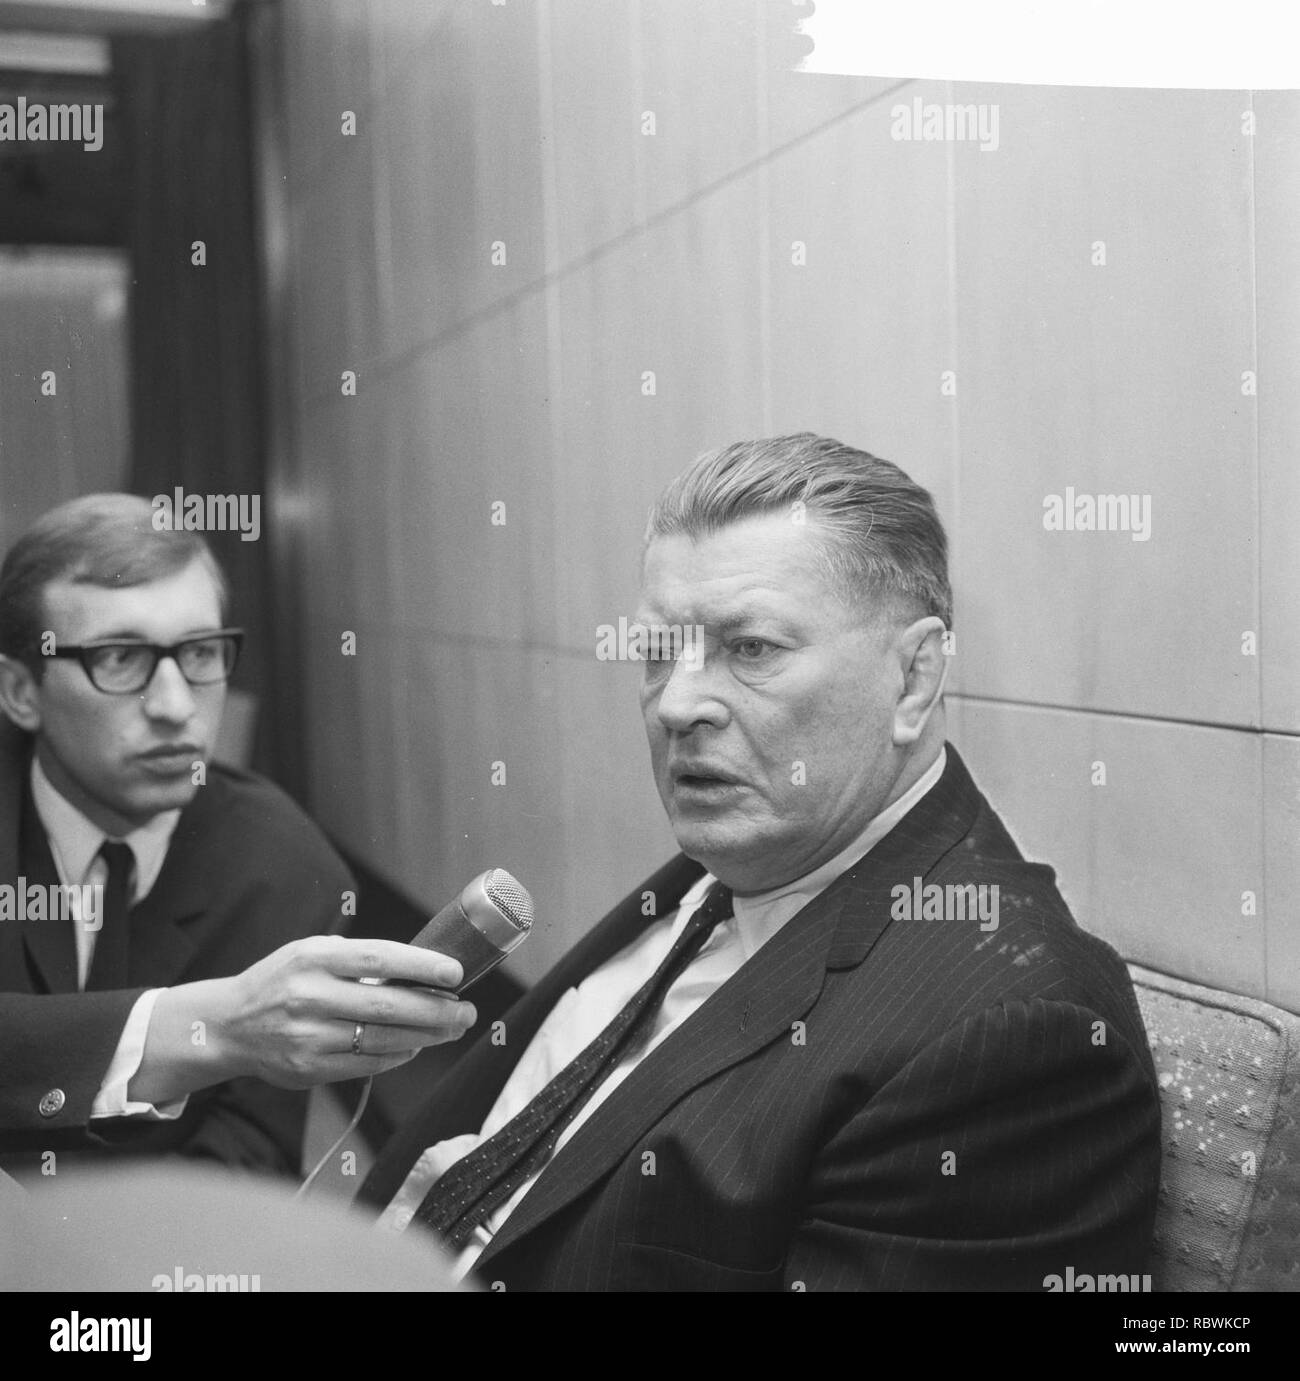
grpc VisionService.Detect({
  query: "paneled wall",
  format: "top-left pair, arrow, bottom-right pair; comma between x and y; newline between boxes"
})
266,1 -> 1297,1008
0,248 -> 129,542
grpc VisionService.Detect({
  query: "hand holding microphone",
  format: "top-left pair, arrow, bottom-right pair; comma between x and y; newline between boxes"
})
132,871 -> 533,1108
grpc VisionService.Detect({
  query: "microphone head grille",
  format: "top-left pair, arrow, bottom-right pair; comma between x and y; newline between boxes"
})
484,869 -> 534,930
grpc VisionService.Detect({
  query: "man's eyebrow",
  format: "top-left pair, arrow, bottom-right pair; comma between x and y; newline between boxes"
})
712,611 -> 759,634
712,609 -> 798,635
631,609 -> 796,637
69,627 -> 151,643
73,624 -> 222,643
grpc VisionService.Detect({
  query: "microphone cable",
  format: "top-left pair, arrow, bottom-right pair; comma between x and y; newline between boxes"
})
296,1075 -> 373,1199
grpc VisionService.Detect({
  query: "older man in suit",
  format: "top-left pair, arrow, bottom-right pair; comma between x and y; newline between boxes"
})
0,495 -> 477,1178
360,433 -> 1162,1291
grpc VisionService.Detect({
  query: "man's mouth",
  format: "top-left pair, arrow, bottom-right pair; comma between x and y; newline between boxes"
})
137,745 -> 203,772
670,765 -> 744,795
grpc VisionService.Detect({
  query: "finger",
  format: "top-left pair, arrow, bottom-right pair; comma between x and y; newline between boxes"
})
371,1049 -> 422,1075
323,979 -> 477,1033
346,1016 -> 476,1057
318,937 -> 465,991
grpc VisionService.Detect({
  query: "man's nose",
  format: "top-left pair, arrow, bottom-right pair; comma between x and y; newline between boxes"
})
654,654 -> 728,733
140,654 -> 197,722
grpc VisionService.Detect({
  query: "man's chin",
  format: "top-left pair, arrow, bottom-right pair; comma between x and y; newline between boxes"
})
670,816 -> 769,877
121,777 -> 200,822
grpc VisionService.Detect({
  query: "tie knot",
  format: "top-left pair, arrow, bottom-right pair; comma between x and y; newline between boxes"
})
693,881 -> 734,932
99,840 -> 134,881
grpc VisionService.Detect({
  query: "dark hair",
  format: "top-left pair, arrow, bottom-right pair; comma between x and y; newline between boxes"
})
646,433 -> 953,627
0,493 -> 230,671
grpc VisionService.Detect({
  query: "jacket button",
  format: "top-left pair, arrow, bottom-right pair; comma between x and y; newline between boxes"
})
38,1089 -> 66,1117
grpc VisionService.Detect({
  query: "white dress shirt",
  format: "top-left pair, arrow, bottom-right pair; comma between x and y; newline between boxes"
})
378,747 -> 948,1281
30,758 -> 186,1120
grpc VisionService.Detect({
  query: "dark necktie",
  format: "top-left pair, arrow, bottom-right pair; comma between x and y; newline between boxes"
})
87,840 -> 134,991
413,880 -> 735,1250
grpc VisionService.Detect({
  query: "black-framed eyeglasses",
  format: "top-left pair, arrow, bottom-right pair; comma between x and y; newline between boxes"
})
47,629 -> 244,695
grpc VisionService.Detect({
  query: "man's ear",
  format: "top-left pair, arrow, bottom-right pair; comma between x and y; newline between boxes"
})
0,655 -> 43,734
891,616 -> 948,746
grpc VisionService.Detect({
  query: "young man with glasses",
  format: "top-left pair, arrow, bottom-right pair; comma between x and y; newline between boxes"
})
0,494 -> 477,1180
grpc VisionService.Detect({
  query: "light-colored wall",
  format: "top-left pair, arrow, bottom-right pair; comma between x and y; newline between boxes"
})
0,248 -> 130,541
268,1 -> 1297,1010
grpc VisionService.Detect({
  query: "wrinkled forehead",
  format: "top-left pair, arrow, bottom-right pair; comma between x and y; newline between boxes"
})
638,515 -> 850,625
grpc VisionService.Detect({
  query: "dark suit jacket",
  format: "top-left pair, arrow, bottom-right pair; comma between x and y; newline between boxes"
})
359,745 -> 1161,1291
0,720 -> 353,1176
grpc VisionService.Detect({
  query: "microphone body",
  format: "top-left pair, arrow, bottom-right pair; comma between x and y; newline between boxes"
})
403,869 -> 533,994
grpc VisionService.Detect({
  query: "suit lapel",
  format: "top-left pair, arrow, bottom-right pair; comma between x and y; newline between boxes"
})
2,727 -> 78,993
17,770 -> 80,993
123,791 -> 216,987
476,877 -> 843,1269
476,744 -> 985,1269
0,720 -> 24,887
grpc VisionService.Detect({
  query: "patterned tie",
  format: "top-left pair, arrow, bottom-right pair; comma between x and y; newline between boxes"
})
87,840 -> 134,991
413,881 -> 735,1249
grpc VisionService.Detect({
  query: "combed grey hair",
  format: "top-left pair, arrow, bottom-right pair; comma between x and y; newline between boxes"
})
645,433 -> 953,628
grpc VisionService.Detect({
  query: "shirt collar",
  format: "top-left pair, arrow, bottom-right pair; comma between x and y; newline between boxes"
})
30,756 -> 183,904
683,746 -> 948,960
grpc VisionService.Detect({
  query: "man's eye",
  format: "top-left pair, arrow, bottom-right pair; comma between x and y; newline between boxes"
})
94,645 -> 147,671
731,638 -> 773,660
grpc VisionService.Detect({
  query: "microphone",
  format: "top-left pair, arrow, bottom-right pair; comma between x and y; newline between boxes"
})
403,868 -> 533,994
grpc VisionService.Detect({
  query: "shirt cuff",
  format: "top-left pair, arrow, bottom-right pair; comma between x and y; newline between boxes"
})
90,989 -> 190,1121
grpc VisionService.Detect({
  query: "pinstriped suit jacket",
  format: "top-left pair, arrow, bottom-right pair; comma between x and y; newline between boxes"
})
358,745 -> 1161,1291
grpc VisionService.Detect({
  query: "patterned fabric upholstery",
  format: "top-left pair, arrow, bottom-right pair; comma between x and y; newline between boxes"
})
1128,964 -> 1300,1292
